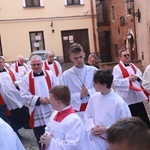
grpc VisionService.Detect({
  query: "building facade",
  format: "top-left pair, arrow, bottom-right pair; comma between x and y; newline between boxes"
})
0,0 -> 99,62
96,0 -> 138,63
134,0 -> 150,67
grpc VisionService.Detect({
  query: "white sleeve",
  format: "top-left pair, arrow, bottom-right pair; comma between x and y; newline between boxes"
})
84,97 -> 95,133
113,65 -> 130,90
142,65 -> 150,93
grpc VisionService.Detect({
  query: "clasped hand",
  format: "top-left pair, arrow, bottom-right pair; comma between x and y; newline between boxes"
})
80,86 -> 88,98
91,125 -> 107,136
40,133 -> 52,145
129,74 -> 138,81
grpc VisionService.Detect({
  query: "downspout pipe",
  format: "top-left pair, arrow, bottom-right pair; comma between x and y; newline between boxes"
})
90,0 -> 97,54
133,2 -> 138,59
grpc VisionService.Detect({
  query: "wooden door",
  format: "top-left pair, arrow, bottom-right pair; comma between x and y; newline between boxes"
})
61,29 -> 90,62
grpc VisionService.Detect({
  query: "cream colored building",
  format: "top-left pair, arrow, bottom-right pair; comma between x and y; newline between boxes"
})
0,0 -> 99,62
134,0 -> 150,67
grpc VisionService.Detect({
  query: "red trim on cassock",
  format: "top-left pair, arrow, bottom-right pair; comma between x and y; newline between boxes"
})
119,62 -> 143,91
29,70 -> 52,128
15,62 -> 27,73
0,94 -> 11,116
7,68 -> 16,82
44,61 -> 59,77
54,107 -> 75,122
53,61 -> 59,77
75,103 -> 88,112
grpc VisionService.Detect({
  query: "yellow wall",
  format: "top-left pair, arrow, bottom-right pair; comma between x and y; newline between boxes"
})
0,0 -> 99,62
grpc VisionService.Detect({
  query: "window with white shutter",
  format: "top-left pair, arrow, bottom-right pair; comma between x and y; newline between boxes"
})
64,0 -> 84,6
23,0 -> 44,7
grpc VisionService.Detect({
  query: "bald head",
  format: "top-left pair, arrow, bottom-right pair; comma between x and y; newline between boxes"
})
46,50 -> 55,62
17,55 -> 25,65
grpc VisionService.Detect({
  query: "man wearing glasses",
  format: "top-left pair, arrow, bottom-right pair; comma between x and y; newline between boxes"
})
20,55 -> 59,149
43,51 -> 62,78
112,49 -> 150,129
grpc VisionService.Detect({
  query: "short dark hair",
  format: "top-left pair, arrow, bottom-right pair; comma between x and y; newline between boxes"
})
93,69 -> 113,88
118,49 -> 127,56
49,85 -> 70,106
107,117 -> 150,150
68,43 -> 84,55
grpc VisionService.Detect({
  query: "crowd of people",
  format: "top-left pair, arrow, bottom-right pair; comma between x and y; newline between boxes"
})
0,43 -> 150,150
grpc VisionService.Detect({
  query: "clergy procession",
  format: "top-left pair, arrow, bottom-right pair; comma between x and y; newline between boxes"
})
0,43 -> 150,150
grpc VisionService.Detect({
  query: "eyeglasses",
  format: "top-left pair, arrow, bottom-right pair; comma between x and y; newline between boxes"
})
31,63 -> 41,67
123,54 -> 130,57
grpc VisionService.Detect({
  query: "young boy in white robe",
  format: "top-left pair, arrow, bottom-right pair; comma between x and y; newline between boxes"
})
40,85 -> 91,150
84,69 -> 131,150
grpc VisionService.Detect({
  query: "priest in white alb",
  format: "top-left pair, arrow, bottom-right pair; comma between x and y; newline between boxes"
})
43,50 -> 62,79
113,49 -> 150,129
20,55 -> 59,149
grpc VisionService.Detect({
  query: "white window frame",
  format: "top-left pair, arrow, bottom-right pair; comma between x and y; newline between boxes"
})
23,0 -> 44,7
64,0 -> 84,6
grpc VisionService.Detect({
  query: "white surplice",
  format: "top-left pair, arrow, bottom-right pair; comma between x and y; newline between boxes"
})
43,60 -> 62,78
0,68 -> 24,110
11,62 -> 29,78
0,118 -> 25,150
84,89 -> 131,150
20,70 -> 59,127
113,61 -> 147,105
44,110 -> 92,150
142,64 -> 150,93
60,65 -> 97,121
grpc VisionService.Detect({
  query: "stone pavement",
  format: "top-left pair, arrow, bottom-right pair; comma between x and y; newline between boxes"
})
19,128 -> 38,150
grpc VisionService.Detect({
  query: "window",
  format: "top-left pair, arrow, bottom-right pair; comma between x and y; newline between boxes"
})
29,31 -> 45,52
111,5 -> 115,20
67,0 -> 80,5
23,0 -> 44,7
120,16 -> 125,26
64,0 -> 84,5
